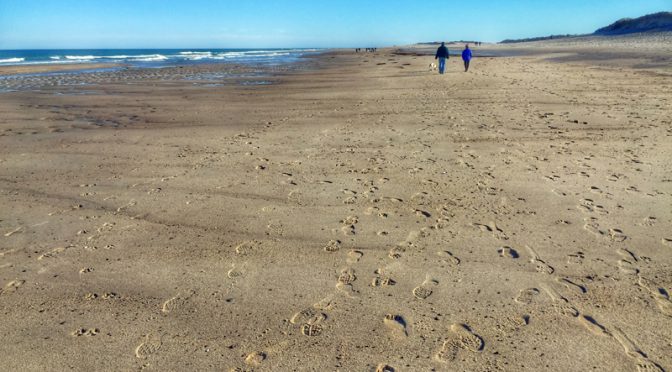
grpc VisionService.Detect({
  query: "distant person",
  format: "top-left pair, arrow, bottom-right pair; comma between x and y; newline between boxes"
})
462,44 -> 472,72
435,42 -> 449,74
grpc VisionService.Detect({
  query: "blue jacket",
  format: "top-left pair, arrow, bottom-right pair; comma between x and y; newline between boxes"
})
462,48 -> 472,61
435,45 -> 449,59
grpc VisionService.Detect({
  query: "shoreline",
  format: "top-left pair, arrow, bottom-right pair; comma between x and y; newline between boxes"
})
0,63 -> 126,76
0,59 -> 320,94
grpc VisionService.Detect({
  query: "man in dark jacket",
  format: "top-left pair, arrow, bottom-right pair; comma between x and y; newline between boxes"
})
435,42 -> 449,74
462,44 -> 473,72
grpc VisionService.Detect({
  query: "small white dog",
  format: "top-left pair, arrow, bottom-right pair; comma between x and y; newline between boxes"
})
429,63 -> 437,71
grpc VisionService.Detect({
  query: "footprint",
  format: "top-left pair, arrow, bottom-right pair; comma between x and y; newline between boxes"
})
324,239 -> 341,252
383,314 -> 408,338
372,276 -> 396,287
336,268 -> 357,295
343,196 -> 358,204
498,246 -> 519,259
437,251 -> 460,266
346,250 -> 363,264
525,246 -> 554,274
85,292 -> 118,301
617,259 -> 639,275
617,248 -> 638,262
313,296 -> 337,312
495,315 -> 529,335
583,217 -> 605,237
388,246 -> 406,259
412,279 -> 439,300
636,360 -> 665,372
567,251 -> 585,264
135,334 -> 163,359
611,328 -> 664,372
541,285 -> 579,318
375,364 -> 395,372
340,216 -> 359,225
639,217 -> 657,227
245,351 -> 266,367
300,323 -> 323,336
290,308 -> 327,325
227,267 -> 245,279
637,276 -> 672,317
515,288 -> 540,305
557,277 -> 587,294
364,207 -> 380,216
609,229 -> 627,242
473,221 -> 508,240
413,209 -> 431,218
72,328 -> 100,337
341,225 -> 356,236
552,189 -> 568,197
661,238 -> 672,247
235,241 -> 261,255
337,268 -> 357,285
450,323 -> 485,352
435,324 -> 484,362
161,291 -> 194,314
578,315 -> 609,336
288,190 -> 303,203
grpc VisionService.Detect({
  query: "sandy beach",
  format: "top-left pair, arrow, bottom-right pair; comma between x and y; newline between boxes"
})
1,34 -> 671,371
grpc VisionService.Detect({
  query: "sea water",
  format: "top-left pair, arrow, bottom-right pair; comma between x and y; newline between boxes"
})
0,48 -> 321,67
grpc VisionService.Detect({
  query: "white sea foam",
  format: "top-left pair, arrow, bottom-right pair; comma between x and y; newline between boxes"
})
178,51 -> 213,60
131,54 -> 168,62
65,55 -> 100,60
214,51 -> 292,59
0,58 -> 25,64
50,56 -> 61,60
177,50 -> 305,61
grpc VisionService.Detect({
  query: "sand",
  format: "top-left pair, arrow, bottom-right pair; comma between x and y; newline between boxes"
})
0,63 -> 124,76
1,34 -> 671,371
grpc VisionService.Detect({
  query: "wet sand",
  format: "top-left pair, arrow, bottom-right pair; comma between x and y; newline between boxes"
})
1,34 -> 671,371
0,63 -> 124,76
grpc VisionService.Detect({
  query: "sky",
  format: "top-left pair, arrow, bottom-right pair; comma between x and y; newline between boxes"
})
0,0 -> 669,49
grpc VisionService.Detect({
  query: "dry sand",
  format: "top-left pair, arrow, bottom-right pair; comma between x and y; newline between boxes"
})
1,35 -> 671,371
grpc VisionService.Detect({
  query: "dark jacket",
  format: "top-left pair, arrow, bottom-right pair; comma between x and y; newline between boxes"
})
435,45 -> 449,59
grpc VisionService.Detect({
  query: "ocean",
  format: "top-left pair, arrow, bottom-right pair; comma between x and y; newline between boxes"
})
0,48 -> 321,67
0,48 -> 323,93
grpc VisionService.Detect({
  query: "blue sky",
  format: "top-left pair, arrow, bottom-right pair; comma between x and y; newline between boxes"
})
0,0 -> 668,49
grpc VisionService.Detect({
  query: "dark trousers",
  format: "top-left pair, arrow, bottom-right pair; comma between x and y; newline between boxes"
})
464,60 -> 470,72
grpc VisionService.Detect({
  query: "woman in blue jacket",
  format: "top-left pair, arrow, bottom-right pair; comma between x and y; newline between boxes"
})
462,44 -> 472,72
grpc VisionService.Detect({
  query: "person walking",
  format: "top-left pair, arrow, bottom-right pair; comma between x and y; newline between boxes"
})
435,42 -> 449,74
462,44 -> 472,72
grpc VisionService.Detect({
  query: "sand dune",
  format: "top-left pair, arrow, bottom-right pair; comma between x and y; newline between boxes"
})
0,37 -> 671,371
